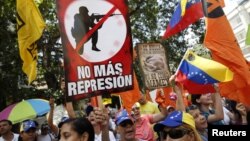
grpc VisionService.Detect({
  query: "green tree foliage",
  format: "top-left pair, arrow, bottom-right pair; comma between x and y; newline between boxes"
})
129,0 -> 205,90
0,0 -> 22,109
0,0 -> 204,110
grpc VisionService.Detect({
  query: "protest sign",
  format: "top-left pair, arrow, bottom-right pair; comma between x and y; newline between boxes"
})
56,0 -> 133,100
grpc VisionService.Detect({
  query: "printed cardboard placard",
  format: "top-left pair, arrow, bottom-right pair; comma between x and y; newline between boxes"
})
137,43 -> 170,90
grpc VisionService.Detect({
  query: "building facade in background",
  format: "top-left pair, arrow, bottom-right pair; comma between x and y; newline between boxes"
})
224,0 -> 250,61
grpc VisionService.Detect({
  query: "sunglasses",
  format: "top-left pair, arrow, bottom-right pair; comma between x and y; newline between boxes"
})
120,120 -> 134,127
132,107 -> 139,111
162,128 -> 191,139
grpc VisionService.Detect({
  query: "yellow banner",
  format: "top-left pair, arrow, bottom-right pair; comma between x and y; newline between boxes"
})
17,0 -> 45,84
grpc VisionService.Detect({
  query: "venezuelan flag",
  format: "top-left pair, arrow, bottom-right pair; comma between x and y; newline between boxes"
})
163,0 -> 204,39
162,0 -> 204,39
176,50 -> 233,94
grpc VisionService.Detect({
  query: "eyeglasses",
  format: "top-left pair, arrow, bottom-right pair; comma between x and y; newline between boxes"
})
120,120 -> 134,127
162,128 -> 191,139
186,104 -> 198,112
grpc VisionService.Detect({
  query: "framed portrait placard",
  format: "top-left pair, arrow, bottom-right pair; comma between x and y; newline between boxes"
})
137,43 -> 170,90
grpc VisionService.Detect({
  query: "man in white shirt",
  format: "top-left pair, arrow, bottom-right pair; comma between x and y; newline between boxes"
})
37,123 -> 57,141
0,119 -> 19,141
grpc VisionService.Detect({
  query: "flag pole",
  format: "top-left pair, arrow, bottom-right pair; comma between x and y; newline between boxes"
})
174,48 -> 190,75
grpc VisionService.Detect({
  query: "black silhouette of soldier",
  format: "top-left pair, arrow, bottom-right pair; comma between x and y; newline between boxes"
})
71,6 -> 102,54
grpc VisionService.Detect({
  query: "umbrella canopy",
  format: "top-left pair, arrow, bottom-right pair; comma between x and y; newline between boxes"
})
0,99 -> 50,124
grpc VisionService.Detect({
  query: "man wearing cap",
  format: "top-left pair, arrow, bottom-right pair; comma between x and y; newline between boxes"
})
154,110 -> 202,141
37,123 -> 57,141
0,119 -> 19,141
18,120 -> 37,141
115,110 -> 146,141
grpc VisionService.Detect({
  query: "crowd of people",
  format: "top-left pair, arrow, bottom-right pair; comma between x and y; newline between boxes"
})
0,75 -> 249,141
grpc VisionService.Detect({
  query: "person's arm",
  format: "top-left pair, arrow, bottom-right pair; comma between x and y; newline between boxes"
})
48,98 -> 59,136
151,111 -> 167,123
65,102 -> 76,118
151,104 -> 168,123
101,107 -> 110,141
152,74 -> 186,123
169,74 -> 185,111
93,107 -> 110,141
206,84 -> 224,123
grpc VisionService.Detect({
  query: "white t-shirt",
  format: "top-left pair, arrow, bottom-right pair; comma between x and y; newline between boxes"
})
94,131 -> 116,141
52,104 -> 68,126
0,133 -> 19,141
222,107 -> 231,125
109,118 -> 116,131
37,133 -> 57,141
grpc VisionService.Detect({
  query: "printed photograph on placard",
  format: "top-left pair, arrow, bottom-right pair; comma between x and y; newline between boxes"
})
137,43 -> 170,90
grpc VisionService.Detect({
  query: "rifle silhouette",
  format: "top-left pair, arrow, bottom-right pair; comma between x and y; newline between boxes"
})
90,13 -> 122,21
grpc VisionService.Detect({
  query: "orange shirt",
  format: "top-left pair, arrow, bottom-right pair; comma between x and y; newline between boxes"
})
135,115 -> 154,141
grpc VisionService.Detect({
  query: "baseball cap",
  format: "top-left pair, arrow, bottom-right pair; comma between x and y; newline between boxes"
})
115,109 -> 132,125
20,120 -> 37,132
154,110 -> 195,132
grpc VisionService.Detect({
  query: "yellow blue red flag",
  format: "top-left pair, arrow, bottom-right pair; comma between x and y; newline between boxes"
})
176,50 -> 233,94
181,0 -> 188,16
163,0 -> 204,39
17,0 -> 45,84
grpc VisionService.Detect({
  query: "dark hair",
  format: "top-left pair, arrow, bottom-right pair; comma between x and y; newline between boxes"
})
18,136 -> 23,141
41,123 -> 49,130
18,136 -> 37,141
247,111 -> 250,125
191,94 -> 202,106
186,104 -> 199,112
0,119 -> 12,126
60,117 -> 94,141
58,117 -> 70,128
85,105 -> 94,117
56,95 -> 67,105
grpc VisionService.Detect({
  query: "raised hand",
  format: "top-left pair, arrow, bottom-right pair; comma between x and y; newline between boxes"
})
49,97 -> 55,109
